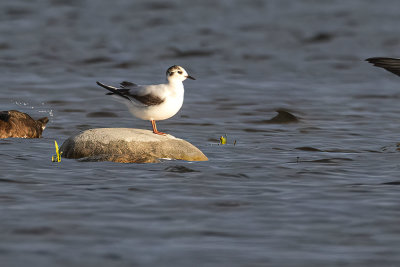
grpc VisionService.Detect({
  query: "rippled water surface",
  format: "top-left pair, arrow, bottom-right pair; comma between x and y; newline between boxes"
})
2,0 -> 400,266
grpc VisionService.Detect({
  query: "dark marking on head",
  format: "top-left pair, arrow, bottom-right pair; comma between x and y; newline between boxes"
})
166,65 -> 181,76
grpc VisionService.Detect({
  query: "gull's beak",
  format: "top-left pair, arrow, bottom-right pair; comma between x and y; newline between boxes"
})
186,75 -> 196,80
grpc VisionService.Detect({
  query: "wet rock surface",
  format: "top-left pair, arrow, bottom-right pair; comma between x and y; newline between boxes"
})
60,128 -> 208,163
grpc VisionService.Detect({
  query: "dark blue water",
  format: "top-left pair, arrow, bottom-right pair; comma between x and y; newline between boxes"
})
1,0 -> 400,266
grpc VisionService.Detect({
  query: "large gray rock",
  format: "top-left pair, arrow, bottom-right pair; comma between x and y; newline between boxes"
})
60,128 -> 208,163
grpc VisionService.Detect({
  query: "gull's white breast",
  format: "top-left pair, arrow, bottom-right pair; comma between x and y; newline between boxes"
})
126,83 -> 184,121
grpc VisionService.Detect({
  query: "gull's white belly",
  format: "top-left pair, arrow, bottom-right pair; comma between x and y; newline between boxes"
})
126,95 -> 184,121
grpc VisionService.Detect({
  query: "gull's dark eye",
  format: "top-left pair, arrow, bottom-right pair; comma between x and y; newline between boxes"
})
178,71 -> 182,74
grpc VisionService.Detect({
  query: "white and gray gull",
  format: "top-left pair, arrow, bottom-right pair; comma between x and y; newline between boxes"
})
96,65 -> 195,135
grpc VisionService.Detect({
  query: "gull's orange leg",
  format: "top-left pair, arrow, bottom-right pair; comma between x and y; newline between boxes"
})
151,120 -> 166,135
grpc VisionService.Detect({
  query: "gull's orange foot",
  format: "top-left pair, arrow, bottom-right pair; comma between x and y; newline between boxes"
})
153,131 -> 167,136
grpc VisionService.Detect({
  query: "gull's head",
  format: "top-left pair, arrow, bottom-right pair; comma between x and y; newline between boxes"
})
166,65 -> 195,82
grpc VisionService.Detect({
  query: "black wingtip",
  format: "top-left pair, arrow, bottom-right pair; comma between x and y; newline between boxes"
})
365,57 -> 399,63
365,57 -> 400,77
365,57 -> 384,63
96,81 -> 132,101
96,81 -> 113,91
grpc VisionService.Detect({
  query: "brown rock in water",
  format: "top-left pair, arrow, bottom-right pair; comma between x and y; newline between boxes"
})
266,109 -> 299,123
60,128 -> 208,163
0,110 -> 49,138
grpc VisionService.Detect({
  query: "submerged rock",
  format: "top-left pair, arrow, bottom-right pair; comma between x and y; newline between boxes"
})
0,110 -> 49,138
60,128 -> 208,163
266,109 -> 299,123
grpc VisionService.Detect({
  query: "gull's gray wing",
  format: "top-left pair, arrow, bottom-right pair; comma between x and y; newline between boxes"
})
366,57 -> 400,77
97,81 -> 165,106
120,81 -> 138,89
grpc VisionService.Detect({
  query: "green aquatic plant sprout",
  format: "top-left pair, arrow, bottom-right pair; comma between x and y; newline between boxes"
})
220,135 -> 227,145
52,140 -> 62,162
219,135 -> 237,146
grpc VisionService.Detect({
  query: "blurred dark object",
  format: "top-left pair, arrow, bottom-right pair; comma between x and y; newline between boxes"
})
0,110 -> 49,138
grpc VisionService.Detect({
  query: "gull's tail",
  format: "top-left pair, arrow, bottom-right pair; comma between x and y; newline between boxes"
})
96,81 -> 131,101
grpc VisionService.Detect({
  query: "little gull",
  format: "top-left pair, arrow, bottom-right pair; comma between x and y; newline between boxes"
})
96,65 -> 195,135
